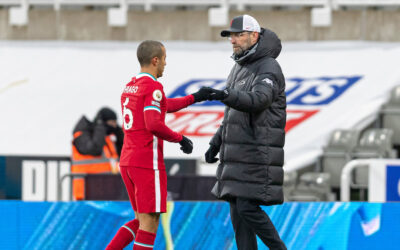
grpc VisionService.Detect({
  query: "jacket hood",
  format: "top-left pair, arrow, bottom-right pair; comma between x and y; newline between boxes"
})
233,28 -> 282,65
73,116 -> 93,134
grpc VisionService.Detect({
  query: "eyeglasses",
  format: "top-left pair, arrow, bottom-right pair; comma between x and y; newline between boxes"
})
228,32 -> 251,40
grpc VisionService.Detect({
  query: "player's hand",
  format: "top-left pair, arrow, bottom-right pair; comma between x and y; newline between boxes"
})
192,87 -> 214,102
208,88 -> 229,101
205,144 -> 219,163
179,136 -> 193,154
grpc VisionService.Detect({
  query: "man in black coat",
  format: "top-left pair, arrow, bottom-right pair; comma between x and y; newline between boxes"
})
204,15 -> 287,250
71,107 -> 124,200
73,107 -> 124,158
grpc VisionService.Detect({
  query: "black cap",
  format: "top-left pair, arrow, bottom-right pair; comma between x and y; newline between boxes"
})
96,107 -> 117,123
221,15 -> 261,37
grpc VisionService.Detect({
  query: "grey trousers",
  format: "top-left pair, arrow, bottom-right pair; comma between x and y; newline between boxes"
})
229,198 -> 287,250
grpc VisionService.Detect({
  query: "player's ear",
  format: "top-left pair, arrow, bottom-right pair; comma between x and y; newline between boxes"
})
151,56 -> 159,66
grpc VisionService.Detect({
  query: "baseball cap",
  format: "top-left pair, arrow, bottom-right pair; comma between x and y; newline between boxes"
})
221,15 -> 261,37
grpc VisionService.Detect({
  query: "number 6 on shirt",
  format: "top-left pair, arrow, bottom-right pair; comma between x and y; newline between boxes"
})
123,97 -> 133,130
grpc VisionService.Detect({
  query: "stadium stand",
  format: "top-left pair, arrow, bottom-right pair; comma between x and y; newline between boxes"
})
1,0 -> 400,40
316,128 -> 396,200
319,129 -> 360,189
283,170 -> 298,201
352,128 -> 395,187
380,85 -> 400,155
287,172 -> 334,201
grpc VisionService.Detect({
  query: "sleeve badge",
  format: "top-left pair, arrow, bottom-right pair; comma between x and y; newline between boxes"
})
262,78 -> 274,87
153,89 -> 163,101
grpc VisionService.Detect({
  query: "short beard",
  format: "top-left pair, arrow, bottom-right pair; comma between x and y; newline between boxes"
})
233,37 -> 252,57
157,66 -> 163,78
233,47 -> 246,57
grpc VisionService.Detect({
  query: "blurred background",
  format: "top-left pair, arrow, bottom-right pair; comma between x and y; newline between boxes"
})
1,1 -> 400,249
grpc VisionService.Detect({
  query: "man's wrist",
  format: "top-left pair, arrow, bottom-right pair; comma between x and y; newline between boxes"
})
192,93 -> 200,102
222,89 -> 229,99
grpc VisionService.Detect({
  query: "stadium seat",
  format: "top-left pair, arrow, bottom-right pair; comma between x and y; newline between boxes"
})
352,128 -> 395,186
380,85 -> 400,154
288,172 -> 335,201
283,170 -> 298,201
320,129 -> 360,188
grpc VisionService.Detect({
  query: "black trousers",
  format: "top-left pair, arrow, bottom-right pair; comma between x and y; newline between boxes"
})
229,198 -> 287,250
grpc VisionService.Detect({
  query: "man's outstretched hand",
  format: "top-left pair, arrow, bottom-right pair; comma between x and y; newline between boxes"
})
208,88 -> 229,101
192,87 -> 229,102
179,136 -> 193,154
192,87 -> 214,102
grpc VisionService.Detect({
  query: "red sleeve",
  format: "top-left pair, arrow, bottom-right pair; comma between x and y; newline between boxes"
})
166,95 -> 195,113
143,85 -> 182,143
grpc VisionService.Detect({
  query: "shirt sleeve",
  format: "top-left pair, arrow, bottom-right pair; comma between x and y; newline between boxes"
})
143,85 -> 183,143
166,95 -> 195,113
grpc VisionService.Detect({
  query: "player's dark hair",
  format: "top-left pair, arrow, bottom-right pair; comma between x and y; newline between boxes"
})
137,40 -> 165,67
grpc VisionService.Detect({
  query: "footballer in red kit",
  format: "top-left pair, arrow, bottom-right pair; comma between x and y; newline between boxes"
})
106,40 -> 213,250
120,72 -> 194,213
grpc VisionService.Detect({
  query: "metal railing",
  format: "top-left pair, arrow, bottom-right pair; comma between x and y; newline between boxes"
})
340,159 -> 372,202
57,172 -> 86,201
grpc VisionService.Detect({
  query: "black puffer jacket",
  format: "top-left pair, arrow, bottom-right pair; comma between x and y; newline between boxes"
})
211,28 -> 286,205
73,116 -> 124,156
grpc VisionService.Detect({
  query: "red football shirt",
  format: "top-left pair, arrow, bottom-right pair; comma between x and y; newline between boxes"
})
120,72 -> 194,169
